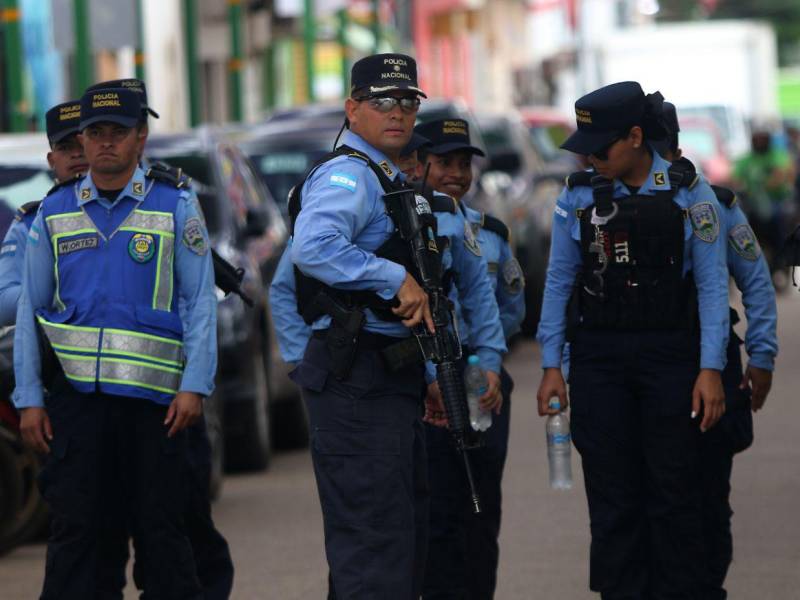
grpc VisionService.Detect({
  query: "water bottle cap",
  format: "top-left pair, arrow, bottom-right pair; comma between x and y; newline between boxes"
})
467,355 -> 480,365
548,399 -> 561,410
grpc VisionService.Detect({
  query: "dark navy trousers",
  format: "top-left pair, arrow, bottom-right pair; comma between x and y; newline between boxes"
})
699,329 -> 753,600
568,329 -> 711,600
38,376 -> 202,600
422,365 -> 513,600
292,335 -> 428,600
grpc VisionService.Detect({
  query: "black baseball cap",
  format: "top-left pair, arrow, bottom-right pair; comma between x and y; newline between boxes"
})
400,133 -> 432,157
79,88 -> 142,130
45,100 -> 81,144
350,53 -> 427,98
414,119 -> 485,157
561,81 -> 650,156
85,78 -> 159,118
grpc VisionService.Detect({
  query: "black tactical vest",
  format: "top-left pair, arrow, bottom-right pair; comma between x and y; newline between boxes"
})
570,160 -> 699,331
288,145 -> 431,324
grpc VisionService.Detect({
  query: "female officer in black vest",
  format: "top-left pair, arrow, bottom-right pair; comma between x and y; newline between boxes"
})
536,82 -> 730,598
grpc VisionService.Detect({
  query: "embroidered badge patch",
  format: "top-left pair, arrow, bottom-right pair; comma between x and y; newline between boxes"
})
378,160 -> 394,177
463,220 -> 481,256
28,225 -> 41,245
133,182 -> 144,196
689,202 -> 719,243
58,235 -> 99,255
654,172 -> 666,186
554,202 -> 569,222
128,233 -> 155,263
728,224 -> 761,261
329,172 -> 358,192
182,217 -> 208,255
414,195 -> 432,215
502,258 -> 525,294
1,243 -> 16,256
80,188 -> 91,200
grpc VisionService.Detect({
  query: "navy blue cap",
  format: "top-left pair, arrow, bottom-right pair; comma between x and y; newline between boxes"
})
350,53 -> 427,98
414,119 -> 485,157
79,88 -> 142,130
45,100 -> 81,144
561,81 -> 649,155
85,78 -> 159,118
400,133 -> 432,157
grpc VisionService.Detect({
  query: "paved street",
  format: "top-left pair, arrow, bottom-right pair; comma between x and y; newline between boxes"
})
2,292 -> 800,599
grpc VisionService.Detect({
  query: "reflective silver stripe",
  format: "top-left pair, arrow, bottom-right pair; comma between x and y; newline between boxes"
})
46,212 -> 96,236
102,329 -> 183,366
153,234 -> 175,310
123,210 -> 174,234
99,358 -> 182,394
37,319 -> 101,352
56,353 -> 98,381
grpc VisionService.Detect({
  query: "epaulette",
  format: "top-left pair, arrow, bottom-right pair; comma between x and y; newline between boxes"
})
46,173 -> 83,197
14,200 -> 42,222
565,170 -> 594,190
428,192 -> 457,214
710,184 -> 737,208
481,214 -> 510,242
145,160 -> 191,189
667,156 -> 699,190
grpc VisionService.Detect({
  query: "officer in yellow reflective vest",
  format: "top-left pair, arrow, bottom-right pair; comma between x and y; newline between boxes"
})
13,88 -> 216,599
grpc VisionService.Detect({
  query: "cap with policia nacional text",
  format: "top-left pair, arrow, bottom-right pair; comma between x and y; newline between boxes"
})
79,88 -> 142,131
561,81 -> 666,156
85,78 -> 159,119
45,100 -> 81,144
414,118 -> 485,157
350,53 -> 427,98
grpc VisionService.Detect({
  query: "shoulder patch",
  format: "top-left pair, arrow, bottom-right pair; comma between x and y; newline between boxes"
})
502,258 -> 525,295
182,216 -> 208,255
566,170 -> 593,190
463,220 -> 482,256
14,200 -> 41,222
329,172 -> 358,192
654,171 -> 666,186
710,185 -> 736,208
689,202 -> 720,243
554,202 -> 569,222
481,214 -> 510,242
728,224 -> 761,261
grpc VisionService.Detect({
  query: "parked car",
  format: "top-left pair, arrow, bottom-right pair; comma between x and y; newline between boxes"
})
676,116 -> 733,186
145,128 -> 305,472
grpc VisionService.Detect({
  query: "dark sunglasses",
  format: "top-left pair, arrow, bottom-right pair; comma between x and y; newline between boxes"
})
355,95 -> 421,114
591,137 -> 622,161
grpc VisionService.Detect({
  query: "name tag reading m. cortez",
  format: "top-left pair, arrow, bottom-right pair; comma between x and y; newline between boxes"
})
58,235 -> 99,255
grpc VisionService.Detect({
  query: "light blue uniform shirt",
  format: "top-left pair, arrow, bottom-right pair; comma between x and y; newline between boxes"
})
269,239 -> 312,365
13,167 -> 217,409
0,216 -> 33,326
537,152 -> 730,371
291,130 -> 409,337
459,203 -> 526,341
721,200 -> 778,370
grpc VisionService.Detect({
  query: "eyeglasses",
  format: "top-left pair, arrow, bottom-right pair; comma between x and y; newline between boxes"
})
355,95 -> 421,114
591,137 -> 621,161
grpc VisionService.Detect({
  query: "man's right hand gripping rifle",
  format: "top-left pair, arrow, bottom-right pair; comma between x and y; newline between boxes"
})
384,187 -> 483,514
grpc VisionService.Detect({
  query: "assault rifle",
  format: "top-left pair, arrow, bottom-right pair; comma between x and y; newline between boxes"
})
382,187 -> 482,514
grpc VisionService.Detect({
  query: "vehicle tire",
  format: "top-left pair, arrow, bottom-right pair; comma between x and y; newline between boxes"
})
224,343 -> 271,472
0,438 -> 25,556
272,393 -> 310,450
204,392 -> 225,501
1,444 -> 49,549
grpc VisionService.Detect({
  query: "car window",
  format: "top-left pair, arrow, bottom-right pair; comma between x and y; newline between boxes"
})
0,167 -> 54,210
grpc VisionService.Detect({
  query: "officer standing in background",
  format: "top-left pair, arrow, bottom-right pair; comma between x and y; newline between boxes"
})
289,54 -> 433,599
536,82 -> 729,598
412,118 -> 525,599
85,78 -> 234,600
13,87 -> 216,599
655,102 -> 778,599
0,101 -> 87,326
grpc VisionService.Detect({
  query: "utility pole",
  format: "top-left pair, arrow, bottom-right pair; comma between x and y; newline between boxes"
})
303,0 -> 315,102
183,0 -> 200,126
135,0 -> 145,81
337,8 -> 349,98
1,0 -> 26,131
73,0 -> 92,93
371,0 -> 380,53
228,0 -> 243,121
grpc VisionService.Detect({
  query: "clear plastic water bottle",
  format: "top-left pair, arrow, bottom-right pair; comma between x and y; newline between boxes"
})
546,399 -> 573,490
464,355 -> 492,432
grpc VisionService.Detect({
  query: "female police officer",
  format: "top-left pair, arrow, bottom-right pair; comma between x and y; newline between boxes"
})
536,82 -> 729,599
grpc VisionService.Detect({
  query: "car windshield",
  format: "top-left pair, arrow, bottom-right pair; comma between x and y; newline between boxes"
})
144,153 -> 221,234
0,166 -> 54,211
241,138 -> 331,208
680,129 -> 717,160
